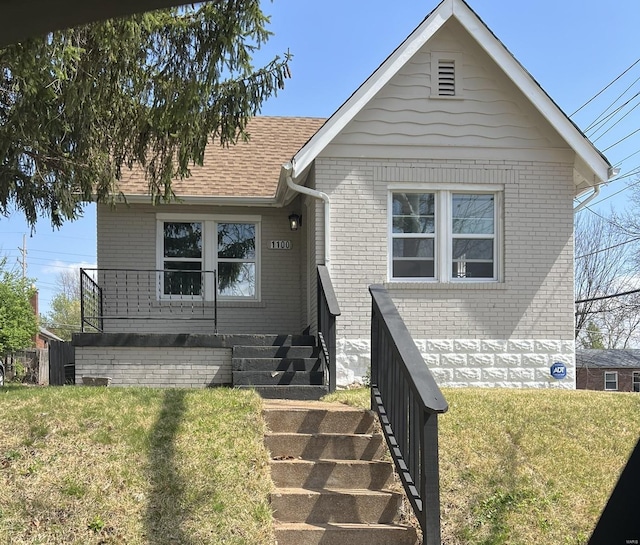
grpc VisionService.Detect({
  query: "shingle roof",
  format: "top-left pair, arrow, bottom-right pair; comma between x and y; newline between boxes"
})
576,349 -> 640,369
116,117 -> 326,198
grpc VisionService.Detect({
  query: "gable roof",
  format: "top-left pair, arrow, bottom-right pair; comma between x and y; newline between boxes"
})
287,0 -> 611,193
577,349 -> 640,369
117,117 -> 325,201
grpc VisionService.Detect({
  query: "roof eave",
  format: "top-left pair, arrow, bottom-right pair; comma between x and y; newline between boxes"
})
112,194 -> 281,207
290,1 -> 453,178
290,0 -> 611,188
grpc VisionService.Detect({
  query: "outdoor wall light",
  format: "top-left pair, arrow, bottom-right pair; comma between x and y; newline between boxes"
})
288,213 -> 302,231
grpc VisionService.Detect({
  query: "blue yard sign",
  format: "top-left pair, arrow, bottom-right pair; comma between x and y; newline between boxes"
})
550,362 -> 567,380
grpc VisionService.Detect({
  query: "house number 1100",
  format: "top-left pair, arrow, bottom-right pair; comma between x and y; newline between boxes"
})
270,240 -> 292,250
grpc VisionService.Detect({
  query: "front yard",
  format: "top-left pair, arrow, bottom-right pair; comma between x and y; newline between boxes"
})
1,385 -> 638,544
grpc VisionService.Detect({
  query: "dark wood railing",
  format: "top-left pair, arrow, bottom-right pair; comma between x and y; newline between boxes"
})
317,265 -> 341,393
80,268 -> 218,333
369,284 -> 448,544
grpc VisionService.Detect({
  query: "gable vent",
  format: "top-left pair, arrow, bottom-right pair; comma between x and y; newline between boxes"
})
437,59 -> 456,96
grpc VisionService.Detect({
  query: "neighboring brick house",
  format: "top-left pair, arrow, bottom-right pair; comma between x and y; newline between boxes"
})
73,0 -> 613,390
576,350 -> 640,392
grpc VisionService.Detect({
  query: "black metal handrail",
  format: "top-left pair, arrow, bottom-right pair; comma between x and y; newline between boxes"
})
81,268 -> 103,332
79,268 -> 218,333
369,284 -> 448,544
317,265 -> 341,393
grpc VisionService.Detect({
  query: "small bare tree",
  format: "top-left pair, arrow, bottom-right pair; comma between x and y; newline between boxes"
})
42,269 -> 81,341
574,210 -> 640,347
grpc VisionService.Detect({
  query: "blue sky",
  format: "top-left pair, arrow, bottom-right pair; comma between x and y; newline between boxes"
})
1,0 -> 640,315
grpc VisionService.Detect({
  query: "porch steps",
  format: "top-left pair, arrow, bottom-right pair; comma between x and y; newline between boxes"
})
264,400 -> 418,545
232,335 -> 328,400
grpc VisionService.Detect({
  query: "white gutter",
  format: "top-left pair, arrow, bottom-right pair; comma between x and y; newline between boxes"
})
574,167 -> 619,212
283,162 -> 331,270
574,184 -> 600,212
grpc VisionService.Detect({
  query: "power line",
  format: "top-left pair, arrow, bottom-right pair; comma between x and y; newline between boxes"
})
570,57 -> 640,117
575,236 -> 640,259
602,127 -> 640,153
576,288 -> 640,305
585,89 -> 640,136
585,178 -> 640,208
580,205 -> 639,235
591,97 -> 640,144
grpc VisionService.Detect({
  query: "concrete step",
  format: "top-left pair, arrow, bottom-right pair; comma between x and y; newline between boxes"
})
271,487 -> 403,524
265,432 -> 385,460
273,522 -> 418,545
237,385 -> 328,401
270,459 -> 393,489
233,370 -> 324,386
232,345 -> 320,359
263,404 -> 376,434
234,334 -> 316,347
232,357 -> 321,372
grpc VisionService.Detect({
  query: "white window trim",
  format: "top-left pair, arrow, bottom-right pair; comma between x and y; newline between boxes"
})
388,185 -> 503,283
156,214 -> 261,302
430,51 -> 464,99
633,371 -> 640,393
604,371 -> 618,391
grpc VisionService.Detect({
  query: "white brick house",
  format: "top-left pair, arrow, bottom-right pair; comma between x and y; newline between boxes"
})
74,0 -> 612,390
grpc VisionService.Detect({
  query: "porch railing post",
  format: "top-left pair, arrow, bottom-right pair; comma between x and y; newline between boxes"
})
421,411 -> 443,545
80,268 -> 86,333
317,265 -> 341,393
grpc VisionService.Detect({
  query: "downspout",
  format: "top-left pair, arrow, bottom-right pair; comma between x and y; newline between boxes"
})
283,161 -> 331,270
574,167 -> 619,212
574,184 -> 600,212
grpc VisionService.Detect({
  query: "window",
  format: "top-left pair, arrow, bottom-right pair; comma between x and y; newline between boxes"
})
157,215 -> 260,300
391,193 -> 435,279
633,371 -> 640,393
217,223 -> 256,298
162,222 -> 203,297
451,194 -> 495,279
604,371 -> 618,391
390,189 -> 500,282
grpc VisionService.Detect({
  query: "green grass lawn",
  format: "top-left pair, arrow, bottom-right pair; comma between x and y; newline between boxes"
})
325,387 -> 640,545
1,385 -> 638,545
0,385 -> 273,545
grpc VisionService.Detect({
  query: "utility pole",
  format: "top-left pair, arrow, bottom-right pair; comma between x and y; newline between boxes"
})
17,234 -> 27,278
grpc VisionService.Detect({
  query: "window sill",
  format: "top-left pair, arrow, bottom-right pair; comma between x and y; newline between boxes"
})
384,281 -> 506,291
217,300 -> 266,308
154,299 -> 265,308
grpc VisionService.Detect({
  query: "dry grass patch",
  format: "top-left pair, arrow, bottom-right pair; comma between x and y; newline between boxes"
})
324,387 -> 640,545
0,385 -> 272,545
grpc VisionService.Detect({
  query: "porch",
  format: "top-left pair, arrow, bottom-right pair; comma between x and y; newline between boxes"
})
75,266 -> 340,397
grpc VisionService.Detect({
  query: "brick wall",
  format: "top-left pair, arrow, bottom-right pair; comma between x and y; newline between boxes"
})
75,346 -> 232,387
313,157 -> 576,388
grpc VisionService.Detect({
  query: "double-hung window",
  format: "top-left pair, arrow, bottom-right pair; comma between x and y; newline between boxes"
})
391,193 -> 436,279
604,371 -> 618,391
390,188 -> 500,282
632,371 -> 640,393
217,222 -> 257,298
162,222 -> 203,297
158,215 -> 260,301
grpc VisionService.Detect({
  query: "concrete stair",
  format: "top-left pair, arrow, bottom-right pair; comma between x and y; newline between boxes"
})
264,400 -> 418,545
232,335 -> 328,400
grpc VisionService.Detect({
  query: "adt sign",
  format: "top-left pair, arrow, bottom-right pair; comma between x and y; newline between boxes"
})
550,362 -> 567,380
